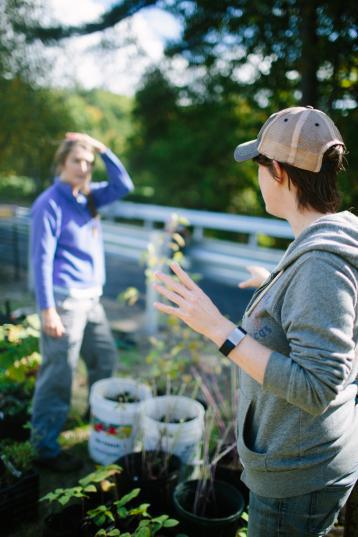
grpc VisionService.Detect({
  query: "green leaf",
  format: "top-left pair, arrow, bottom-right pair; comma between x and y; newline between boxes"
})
84,484 -> 97,493
117,487 -> 140,506
117,506 -> 128,518
58,496 -> 71,506
79,464 -> 122,486
163,519 -> 179,527
135,527 -> 151,537
128,504 -> 150,516
95,514 -> 106,527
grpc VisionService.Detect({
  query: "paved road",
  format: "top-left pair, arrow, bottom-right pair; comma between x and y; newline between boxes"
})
0,225 -> 255,322
103,254 -> 254,323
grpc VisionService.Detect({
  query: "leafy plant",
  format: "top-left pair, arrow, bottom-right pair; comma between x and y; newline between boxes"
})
0,385 -> 30,416
0,439 -> 36,485
41,464 -> 123,517
119,214 -> 208,396
237,511 -> 249,536
132,514 -> 179,536
0,319 -> 39,369
4,352 -> 41,389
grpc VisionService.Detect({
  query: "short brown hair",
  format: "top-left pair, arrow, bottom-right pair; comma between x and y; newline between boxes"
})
253,145 -> 346,213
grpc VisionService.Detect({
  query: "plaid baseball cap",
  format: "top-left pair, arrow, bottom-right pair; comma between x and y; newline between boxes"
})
234,106 -> 344,172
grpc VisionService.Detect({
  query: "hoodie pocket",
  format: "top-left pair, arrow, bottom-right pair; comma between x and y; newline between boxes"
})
237,392 -> 267,471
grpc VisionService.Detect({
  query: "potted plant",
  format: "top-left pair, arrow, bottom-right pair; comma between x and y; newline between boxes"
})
0,319 -> 41,441
140,395 -> 205,466
0,439 -> 39,535
190,364 -> 250,506
88,377 -> 152,465
41,464 -> 122,537
115,450 -> 181,516
42,466 -> 183,537
171,388 -> 246,537
83,487 -> 182,537
173,478 -> 245,537
0,381 -> 32,440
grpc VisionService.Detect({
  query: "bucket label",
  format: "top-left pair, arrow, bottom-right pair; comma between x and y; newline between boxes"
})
92,417 -> 133,439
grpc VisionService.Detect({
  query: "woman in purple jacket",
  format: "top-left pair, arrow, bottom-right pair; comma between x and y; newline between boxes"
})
31,133 -> 134,471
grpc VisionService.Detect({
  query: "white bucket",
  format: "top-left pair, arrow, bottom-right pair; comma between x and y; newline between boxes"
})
141,395 -> 205,465
89,377 -> 152,465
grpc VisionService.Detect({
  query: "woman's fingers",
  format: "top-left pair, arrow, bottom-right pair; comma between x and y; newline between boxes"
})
154,271 -> 190,298
169,262 -> 197,290
154,301 -> 182,318
154,283 -> 185,307
239,278 -> 257,289
239,265 -> 270,289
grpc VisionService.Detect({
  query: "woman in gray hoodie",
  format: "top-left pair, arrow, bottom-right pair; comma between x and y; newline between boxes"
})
153,106 -> 358,536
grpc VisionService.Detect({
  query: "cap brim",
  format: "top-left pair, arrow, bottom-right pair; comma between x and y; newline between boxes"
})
234,139 -> 259,162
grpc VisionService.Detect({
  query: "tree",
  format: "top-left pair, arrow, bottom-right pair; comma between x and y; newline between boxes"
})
127,68 -> 264,214
19,0 -> 357,113
0,1 -> 76,188
0,79 -> 75,186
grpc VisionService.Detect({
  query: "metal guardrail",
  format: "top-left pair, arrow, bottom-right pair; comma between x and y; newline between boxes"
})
0,202 -> 293,286
101,201 -> 292,284
101,201 -> 293,243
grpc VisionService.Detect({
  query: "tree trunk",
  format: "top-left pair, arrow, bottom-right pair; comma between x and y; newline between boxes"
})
299,0 -> 318,107
344,481 -> 358,537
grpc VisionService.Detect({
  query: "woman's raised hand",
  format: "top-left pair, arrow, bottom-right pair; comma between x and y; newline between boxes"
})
239,265 -> 270,289
153,262 -> 233,345
65,132 -> 106,153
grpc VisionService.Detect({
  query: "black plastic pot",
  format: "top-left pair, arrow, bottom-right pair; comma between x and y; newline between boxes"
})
0,469 -> 39,535
43,504 -> 84,537
214,447 -> 250,507
173,479 -> 245,537
0,409 -> 30,441
116,450 -> 182,516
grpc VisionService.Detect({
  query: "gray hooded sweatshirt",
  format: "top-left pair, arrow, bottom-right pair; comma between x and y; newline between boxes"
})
239,211 -> 358,498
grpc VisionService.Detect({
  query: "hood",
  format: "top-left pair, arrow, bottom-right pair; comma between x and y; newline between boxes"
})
276,211 -> 358,273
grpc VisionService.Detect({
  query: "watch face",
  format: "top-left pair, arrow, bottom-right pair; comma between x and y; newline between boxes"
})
230,327 -> 247,345
219,327 -> 246,357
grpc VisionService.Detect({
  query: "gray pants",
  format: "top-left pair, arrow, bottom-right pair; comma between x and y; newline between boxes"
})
31,296 -> 117,458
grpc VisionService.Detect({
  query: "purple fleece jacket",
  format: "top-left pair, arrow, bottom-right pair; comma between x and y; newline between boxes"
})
31,149 -> 134,310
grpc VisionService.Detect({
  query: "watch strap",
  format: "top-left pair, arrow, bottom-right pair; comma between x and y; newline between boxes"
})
219,326 -> 247,357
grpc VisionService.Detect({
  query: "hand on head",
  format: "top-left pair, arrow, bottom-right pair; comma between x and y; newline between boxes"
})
65,133 -> 106,153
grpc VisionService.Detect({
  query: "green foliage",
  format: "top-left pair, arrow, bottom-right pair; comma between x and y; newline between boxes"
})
127,68 -> 263,214
1,0 -> 356,214
4,352 -> 41,390
0,78 -> 75,186
41,465 -> 182,537
0,440 -> 36,485
0,175 -> 36,203
0,319 -> 40,393
79,464 -> 123,487
41,464 -> 122,514
119,214 -> 210,393
0,82 -> 133,198
237,511 -> 249,536
41,486 -> 92,507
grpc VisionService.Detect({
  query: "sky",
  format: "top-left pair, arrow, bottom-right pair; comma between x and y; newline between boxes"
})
45,0 -> 183,95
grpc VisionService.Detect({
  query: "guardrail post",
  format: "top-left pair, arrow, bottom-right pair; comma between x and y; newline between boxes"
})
193,226 -> 204,241
145,231 -> 166,336
12,221 -> 20,281
248,232 -> 258,247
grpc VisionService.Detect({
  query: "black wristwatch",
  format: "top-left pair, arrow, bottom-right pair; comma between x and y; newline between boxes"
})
218,326 -> 247,357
